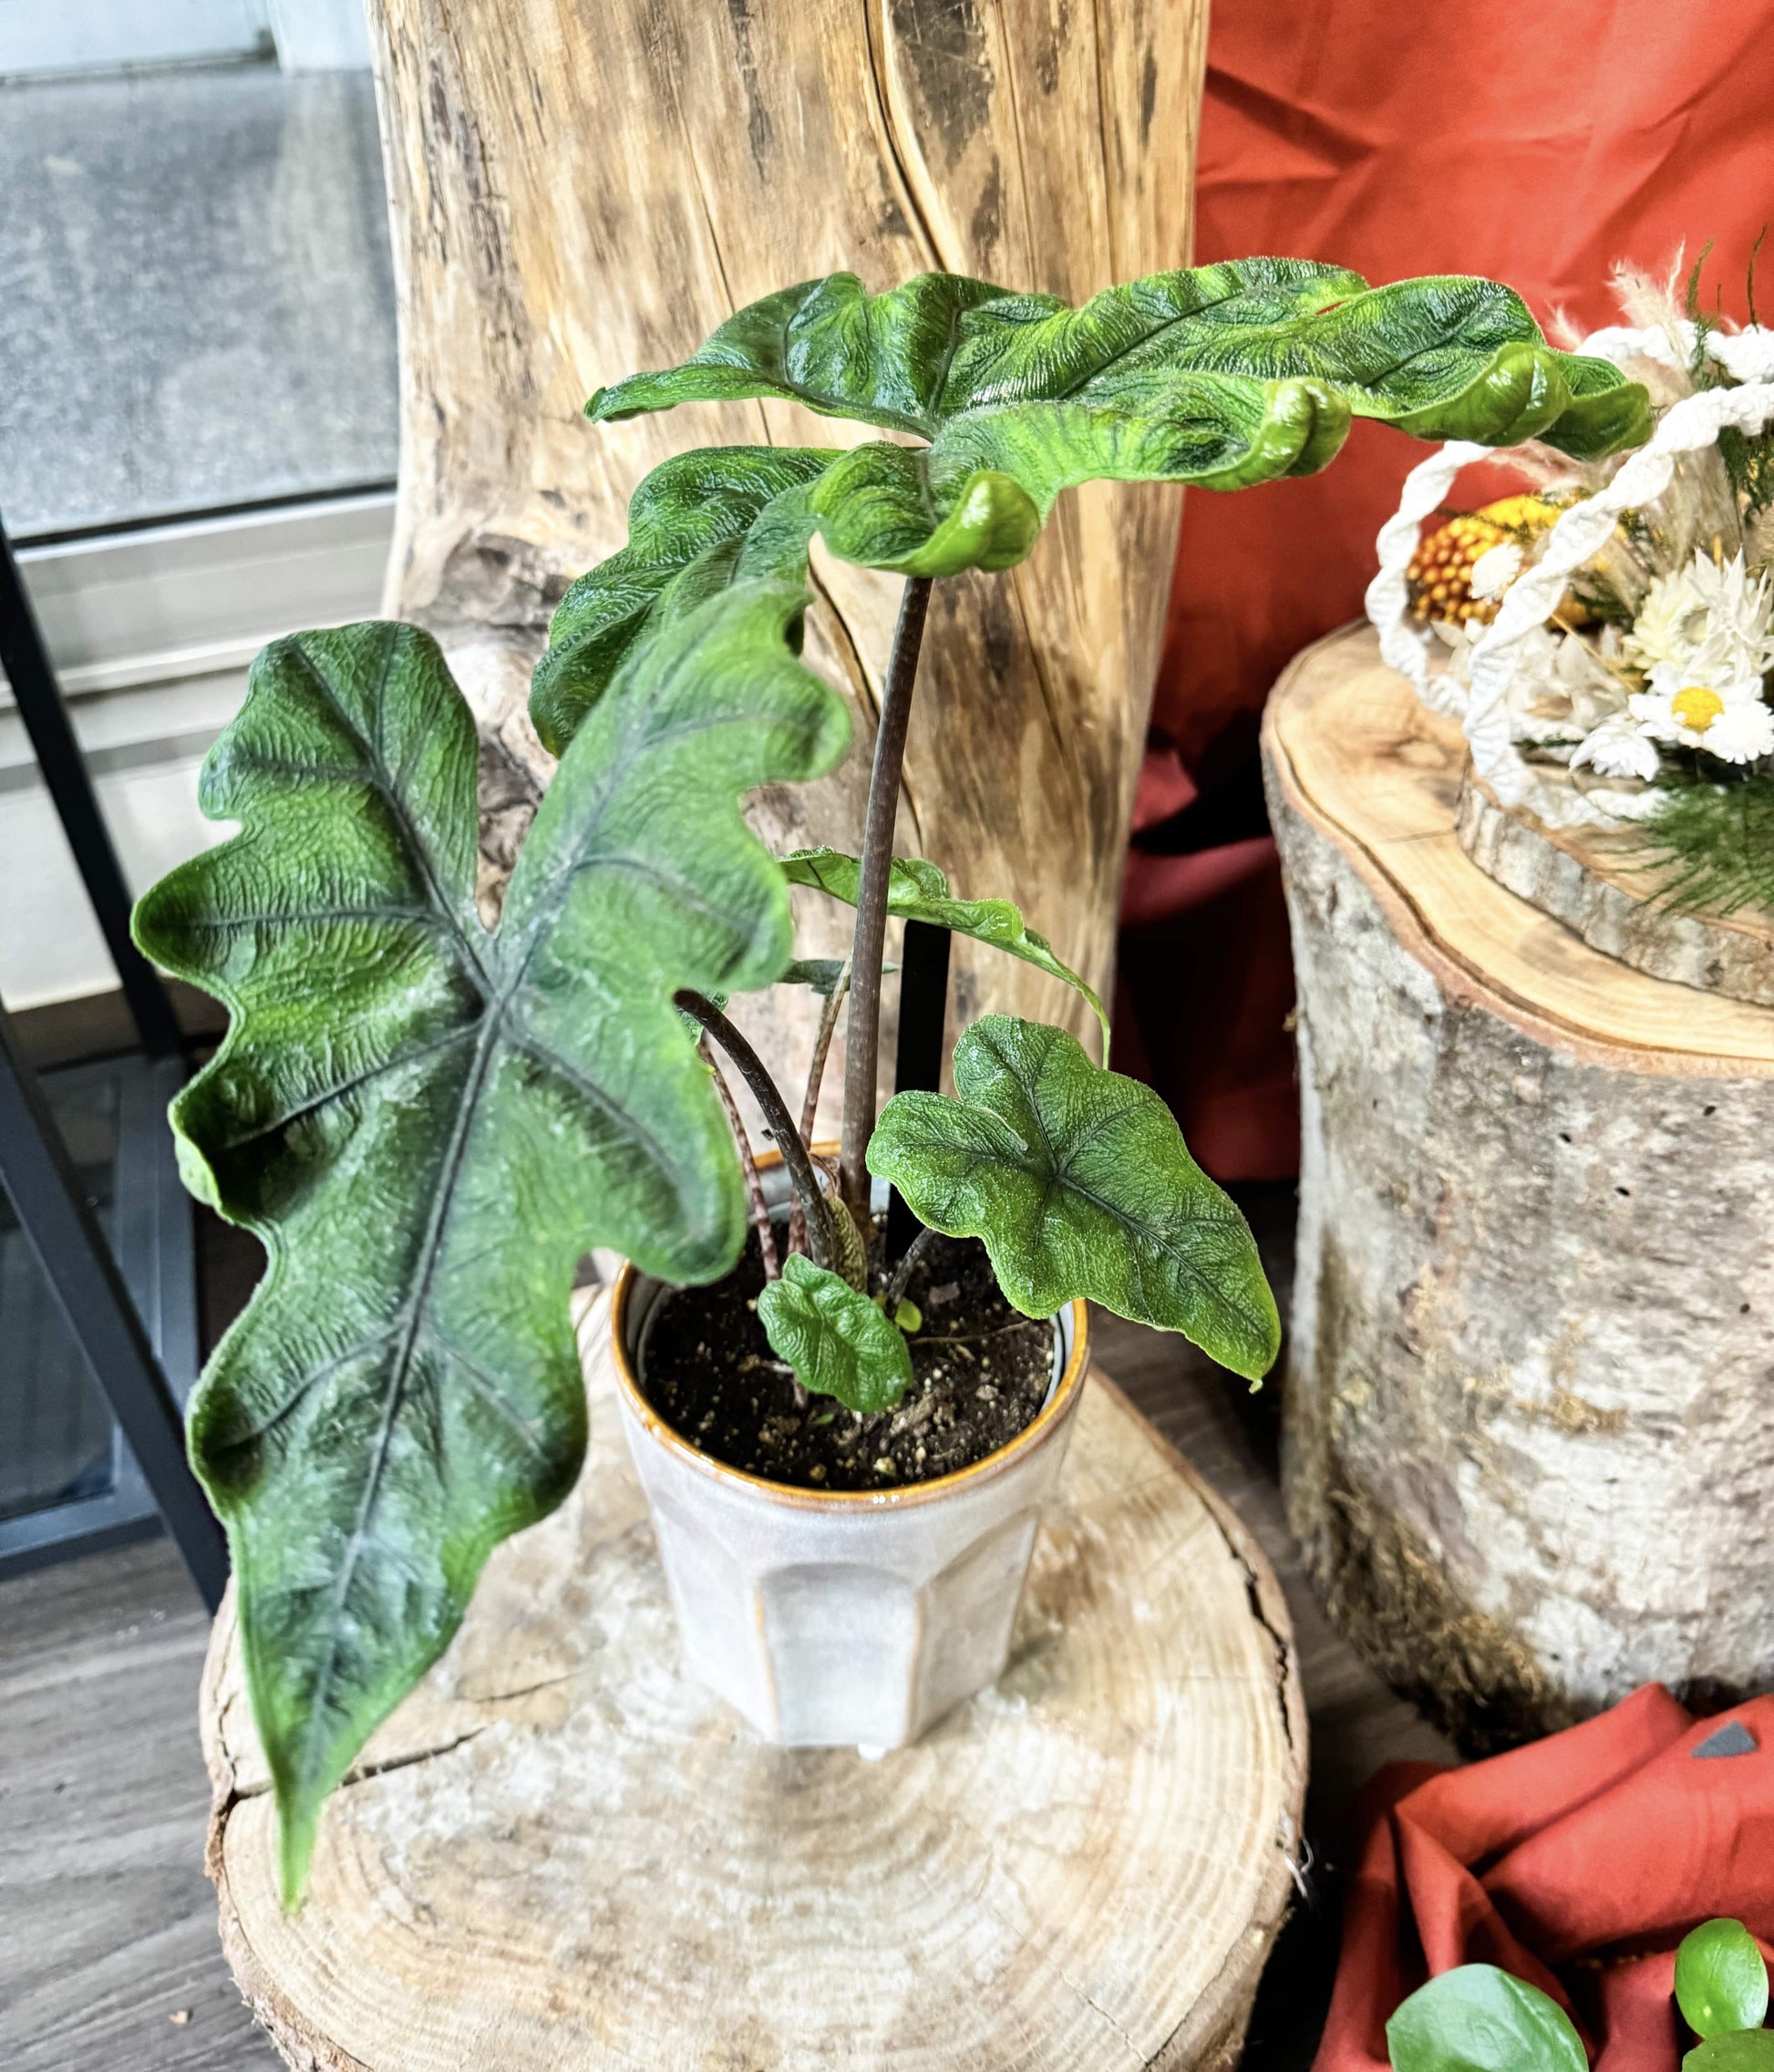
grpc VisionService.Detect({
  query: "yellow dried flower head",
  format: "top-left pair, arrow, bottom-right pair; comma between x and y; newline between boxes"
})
1405,495 -> 1566,626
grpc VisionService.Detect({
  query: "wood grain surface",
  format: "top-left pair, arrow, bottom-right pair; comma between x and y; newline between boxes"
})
362,0 -> 1208,1113
1265,624 -> 1774,1747
201,1293 -> 1306,2072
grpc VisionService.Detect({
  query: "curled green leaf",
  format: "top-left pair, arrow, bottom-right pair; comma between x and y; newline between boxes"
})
781,848 -> 1108,1041
589,260 -> 1648,468
1386,1965 -> 1586,2072
868,1015 -> 1278,1381
1677,1920 -> 1769,2040
530,446 -> 832,754
133,593 -> 849,1906
758,1254 -> 913,1414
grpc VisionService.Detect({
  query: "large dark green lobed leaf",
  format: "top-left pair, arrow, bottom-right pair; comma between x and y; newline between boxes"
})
868,1016 -> 1278,1381
134,600 -> 848,1904
780,846 -> 1109,1040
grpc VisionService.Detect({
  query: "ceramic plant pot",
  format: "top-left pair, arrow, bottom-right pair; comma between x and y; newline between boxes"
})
607,1167 -> 1088,1752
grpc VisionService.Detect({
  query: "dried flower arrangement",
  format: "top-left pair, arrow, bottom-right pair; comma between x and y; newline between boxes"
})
1371,250 -> 1774,922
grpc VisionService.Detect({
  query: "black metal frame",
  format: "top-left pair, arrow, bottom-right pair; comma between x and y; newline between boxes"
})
886,918 -> 953,1259
0,508 -> 225,1609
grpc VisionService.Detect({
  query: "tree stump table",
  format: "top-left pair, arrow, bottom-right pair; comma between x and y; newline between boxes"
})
201,1294 -> 1306,2071
1263,624 -> 1774,1752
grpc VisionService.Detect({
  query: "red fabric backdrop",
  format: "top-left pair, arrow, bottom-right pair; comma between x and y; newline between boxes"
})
1118,0 -> 1774,1180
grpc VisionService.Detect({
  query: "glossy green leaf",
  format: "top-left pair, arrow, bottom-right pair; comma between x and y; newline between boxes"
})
1677,1921 -> 1770,2039
133,596 -> 849,1905
543,264 -> 1645,757
758,1254 -> 913,1413
1386,1965 -> 1586,2072
530,443 -> 1037,755
780,848 -> 1108,1040
530,446 -> 833,754
589,260 -> 1649,470
867,1016 -> 1278,1379
1686,2035 -> 1774,2072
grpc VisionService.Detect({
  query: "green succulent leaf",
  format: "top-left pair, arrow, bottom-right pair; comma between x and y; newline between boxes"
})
133,598 -> 849,1907
1387,1966 -> 1586,2072
781,847 -> 1108,1041
1687,2036 -> 1774,2072
867,1015 -> 1278,1380
589,259 -> 1649,471
758,1253 -> 913,1413
1677,1921 -> 1770,2040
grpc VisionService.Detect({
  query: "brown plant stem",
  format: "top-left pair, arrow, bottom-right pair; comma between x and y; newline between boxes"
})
840,574 -> 933,1224
787,957 -> 851,1260
700,1041 -> 779,1282
676,990 -> 833,1273
879,1223 -> 934,1314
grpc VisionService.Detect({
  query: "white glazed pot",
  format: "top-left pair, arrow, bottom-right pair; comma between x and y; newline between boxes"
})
609,1183 -> 1088,1752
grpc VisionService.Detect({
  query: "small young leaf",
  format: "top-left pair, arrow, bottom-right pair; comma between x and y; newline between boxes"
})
868,1016 -> 1278,1380
781,958 -> 848,996
892,1296 -> 923,1334
1386,1965 -> 1586,2072
758,1255 -> 914,1413
1677,1921 -> 1770,2039
782,848 -> 1109,1040
1686,2036 -> 1774,2072
825,1192 -> 869,1292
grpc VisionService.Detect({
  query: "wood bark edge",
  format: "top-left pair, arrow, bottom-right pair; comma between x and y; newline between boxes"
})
1455,765 -> 1774,1007
1260,624 -> 1774,1079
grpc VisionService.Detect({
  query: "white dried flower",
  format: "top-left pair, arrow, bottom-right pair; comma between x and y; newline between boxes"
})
1623,565 -> 1707,670
1630,651 -> 1774,764
1571,714 -> 1660,781
1469,541 -> 1524,601
1686,552 -> 1774,678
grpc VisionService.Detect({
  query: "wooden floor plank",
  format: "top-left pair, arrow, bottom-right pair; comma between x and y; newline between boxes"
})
0,1538 -> 280,2072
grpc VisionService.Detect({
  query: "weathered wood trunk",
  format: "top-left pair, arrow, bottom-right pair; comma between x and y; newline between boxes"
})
1263,626 -> 1774,1751
201,1297 -> 1306,2071
363,0 -> 1207,1111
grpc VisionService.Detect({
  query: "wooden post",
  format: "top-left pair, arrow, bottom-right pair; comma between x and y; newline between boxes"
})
363,0 -> 1208,1108
1263,625 -> 1774,1750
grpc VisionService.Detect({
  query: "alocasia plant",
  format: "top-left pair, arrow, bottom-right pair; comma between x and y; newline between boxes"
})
136,257 -> 1647,1902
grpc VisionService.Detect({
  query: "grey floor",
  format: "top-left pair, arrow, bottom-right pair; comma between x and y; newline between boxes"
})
0,61 -> 396,539
0,1190 -> 1454,2072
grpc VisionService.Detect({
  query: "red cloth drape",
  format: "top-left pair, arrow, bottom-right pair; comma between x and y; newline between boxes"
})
1120,0 -> 1774,1180
1314,1686 -> 1774,2072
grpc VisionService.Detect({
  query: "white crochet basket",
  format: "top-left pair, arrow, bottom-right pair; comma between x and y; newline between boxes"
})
1367,324 -> 1774,833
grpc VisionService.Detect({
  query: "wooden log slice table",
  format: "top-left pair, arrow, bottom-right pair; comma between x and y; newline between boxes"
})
1263,624 -> 1774,1752
201,1294 -> 1306,2072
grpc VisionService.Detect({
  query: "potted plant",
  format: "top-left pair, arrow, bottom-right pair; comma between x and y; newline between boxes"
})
133,258 -> 1646,1906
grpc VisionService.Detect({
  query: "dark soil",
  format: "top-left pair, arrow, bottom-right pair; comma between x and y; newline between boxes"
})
639,1228 -> 1057,1491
